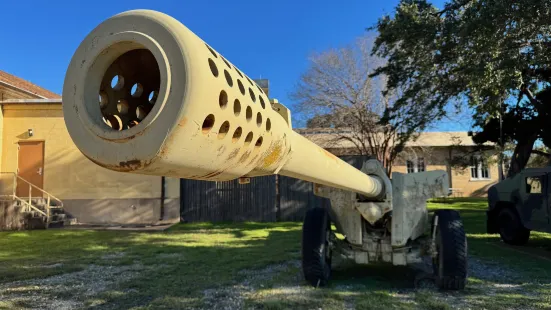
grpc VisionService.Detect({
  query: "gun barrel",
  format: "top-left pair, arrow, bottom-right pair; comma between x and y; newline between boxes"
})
62,10 -> 383,198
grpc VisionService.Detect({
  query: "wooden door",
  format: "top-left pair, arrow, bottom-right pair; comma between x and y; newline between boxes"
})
16,141 -> 45,197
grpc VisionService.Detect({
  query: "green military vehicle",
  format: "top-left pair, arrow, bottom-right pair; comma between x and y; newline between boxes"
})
487,167 -> 550,245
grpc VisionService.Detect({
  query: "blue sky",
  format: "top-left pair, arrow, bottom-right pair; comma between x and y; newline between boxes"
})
0,0 -> 466,130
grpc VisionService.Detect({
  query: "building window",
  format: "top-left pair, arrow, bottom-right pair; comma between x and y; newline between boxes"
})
526,176 -> 543,194
407,158 -> 426,173
407,160 -> 414,173
418,158 -> 425,172
470,155 -> 490,180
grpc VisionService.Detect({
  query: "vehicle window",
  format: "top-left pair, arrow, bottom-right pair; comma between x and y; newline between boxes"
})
526,176 -> 543,194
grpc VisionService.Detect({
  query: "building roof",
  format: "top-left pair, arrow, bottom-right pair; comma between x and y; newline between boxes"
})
0,98 -> 62,103
295,128 -> 491,148
0,70 -> 61,99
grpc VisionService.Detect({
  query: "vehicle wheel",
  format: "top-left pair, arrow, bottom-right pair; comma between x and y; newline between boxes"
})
432,209 -> 467,290
498,207 -> 530,245
302,207 -> 332,287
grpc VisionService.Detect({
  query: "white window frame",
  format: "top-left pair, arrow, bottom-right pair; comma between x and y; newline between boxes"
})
470,155 -> 490,180
526,176 -> 543,194
406,157 -> 426,173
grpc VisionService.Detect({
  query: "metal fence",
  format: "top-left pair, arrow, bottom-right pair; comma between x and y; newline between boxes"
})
180,175 -> 277,222
180,155 -> 369,222
277,176 -> 329,222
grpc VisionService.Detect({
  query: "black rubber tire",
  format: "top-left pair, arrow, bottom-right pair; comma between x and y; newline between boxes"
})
432,209 -> 468,290
301,207 -> 332,287
498,207 -> 530,245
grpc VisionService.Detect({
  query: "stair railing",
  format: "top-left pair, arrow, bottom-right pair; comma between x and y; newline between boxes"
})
0,172 -> 63,221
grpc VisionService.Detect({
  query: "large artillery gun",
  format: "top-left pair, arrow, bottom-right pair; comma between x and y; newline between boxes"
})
62,9 -> 467,290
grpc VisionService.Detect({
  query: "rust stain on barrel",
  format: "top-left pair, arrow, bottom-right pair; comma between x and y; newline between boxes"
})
98,125 -> 149,143
322,149 -> 339,162
259,140 -> 284,168
200,170 -> 224,179
158,126 -> 180,159
248,154 -> 259,166
217,145 -> 226,156
119,159 -> 144,171
239,151 -> 251,164
178,117 -> 188,127
208,171 -> 224,178
227,148 -> 240,161
84,154 -> 153,172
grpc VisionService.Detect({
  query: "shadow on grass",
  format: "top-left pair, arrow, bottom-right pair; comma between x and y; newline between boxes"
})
4,214 -> 551,309
0,222 -> 304,309
330,262 -> 417,290
0,221 -> 436,309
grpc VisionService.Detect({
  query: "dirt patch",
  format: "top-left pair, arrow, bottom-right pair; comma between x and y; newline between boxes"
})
0,255 -> 545,310
394,256 -> 545,309
238,260 -> 301,285
201,260 -> 301,310
200,256 -> 548,310
0,264 -> 145,310
156,253 -> 181,259
102,252 -> 126,260
202,285 -> 254,310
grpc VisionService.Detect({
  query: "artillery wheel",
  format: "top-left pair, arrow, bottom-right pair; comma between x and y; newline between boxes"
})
498,207 -> 530,245
431,209 -> 467,290
301,207 -> 332,287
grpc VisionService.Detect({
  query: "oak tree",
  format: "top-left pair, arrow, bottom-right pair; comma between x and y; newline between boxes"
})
371,0 -> 551,177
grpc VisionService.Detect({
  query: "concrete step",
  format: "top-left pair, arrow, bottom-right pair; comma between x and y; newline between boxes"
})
64,218 -> 78,226
35,199 -> 60,206
31,198 -> 46,204
15,198 -> 59,206
14,202 -> 61,212
21,211 -> 45,218
50,208 -> 65,215
51,214 -> 66,221
8,195 -> 71,229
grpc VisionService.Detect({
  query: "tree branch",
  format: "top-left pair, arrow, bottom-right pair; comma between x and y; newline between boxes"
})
517,41 -> 551,49
520,84 -> 542,107
532,149 -> 551,157
523,68 -> 551,81
433,0 -> 473,16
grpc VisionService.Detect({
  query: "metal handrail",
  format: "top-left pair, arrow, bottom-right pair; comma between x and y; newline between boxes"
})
0,172 -> 64,208
15,195 -> 47,216
0,172 -> 64,225
0,194 -> 48,216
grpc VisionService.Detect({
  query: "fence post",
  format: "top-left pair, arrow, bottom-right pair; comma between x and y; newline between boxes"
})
47,196 -> 51,224
275,175 -> 281,222
12,174 -> 16,199
179,178 -> 184,223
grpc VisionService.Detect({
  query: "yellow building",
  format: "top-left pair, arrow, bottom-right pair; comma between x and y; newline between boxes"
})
0,70 -> 180,225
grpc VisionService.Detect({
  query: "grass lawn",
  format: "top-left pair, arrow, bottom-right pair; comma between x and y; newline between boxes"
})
0,198 -> 550,309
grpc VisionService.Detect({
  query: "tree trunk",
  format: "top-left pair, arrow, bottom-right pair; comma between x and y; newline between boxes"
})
498,151 -> 504,180
386,164 -> 393,176
507,134 -> 538,177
